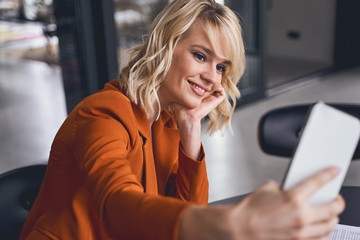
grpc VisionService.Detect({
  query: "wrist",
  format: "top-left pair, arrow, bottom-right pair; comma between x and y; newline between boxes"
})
178,121 -> 201,160
227,199 -> 260,240
178,205 -> 233,240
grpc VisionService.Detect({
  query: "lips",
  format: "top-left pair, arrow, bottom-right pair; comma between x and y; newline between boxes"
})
189,82 -> 205,92
187,80 -> 208,97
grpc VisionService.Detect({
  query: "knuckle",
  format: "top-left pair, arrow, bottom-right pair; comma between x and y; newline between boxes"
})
329,217 -> 339,229
293,212 -> 307,228
320,218 -> 338,237
285,193 -> 302,209
330,198 -> 345,216
336,196 -> 346,212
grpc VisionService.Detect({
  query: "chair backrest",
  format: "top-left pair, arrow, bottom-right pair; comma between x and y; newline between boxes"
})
258,103 -> 360,160
0,164 -> 47,240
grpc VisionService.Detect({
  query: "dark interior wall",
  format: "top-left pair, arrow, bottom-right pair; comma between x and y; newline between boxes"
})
335,0 -> 360,69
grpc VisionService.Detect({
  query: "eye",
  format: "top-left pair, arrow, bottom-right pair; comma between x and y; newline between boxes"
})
193,52 -> 206,62
216,64 -> 226,72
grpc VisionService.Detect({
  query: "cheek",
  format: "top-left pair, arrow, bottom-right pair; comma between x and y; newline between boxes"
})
212,76 -> 223,90
167,52 -> 199,85
174,53 -> 198,74
164,64 -> 180,85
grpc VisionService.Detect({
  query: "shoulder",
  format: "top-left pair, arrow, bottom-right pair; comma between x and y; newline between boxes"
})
74,81 -> 135,122
68,81 -> 142,142
78,81 -> 132,112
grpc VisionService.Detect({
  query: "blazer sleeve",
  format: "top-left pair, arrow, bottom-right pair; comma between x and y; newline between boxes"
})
166,144 -> 209,205
70,92 -> 189,240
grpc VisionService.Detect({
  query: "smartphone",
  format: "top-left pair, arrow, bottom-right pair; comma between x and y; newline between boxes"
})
281,102 -> 360,205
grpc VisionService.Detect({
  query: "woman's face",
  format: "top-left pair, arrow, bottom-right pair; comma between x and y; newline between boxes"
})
158,22 -> 229,110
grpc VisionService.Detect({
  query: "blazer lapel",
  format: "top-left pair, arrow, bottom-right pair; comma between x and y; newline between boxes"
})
141,134 -> 158,194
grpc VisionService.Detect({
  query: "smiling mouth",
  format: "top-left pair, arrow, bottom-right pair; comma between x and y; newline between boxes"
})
188,80 -> 206,93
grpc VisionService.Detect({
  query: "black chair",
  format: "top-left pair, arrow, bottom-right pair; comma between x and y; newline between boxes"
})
0,164 -> 47,240
258,103 -> 360,160
258,103 -> 360,226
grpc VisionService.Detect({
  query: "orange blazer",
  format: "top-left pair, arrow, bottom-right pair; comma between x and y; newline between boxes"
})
20,80 -> 209,240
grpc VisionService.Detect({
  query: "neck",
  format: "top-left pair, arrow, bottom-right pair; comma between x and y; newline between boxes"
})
147,105 -> 161,126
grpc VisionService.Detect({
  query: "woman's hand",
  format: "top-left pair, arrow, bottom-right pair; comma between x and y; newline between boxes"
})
175,86 -> 226,122
179,167 -> 345,240
173,86 -> 226,160
230,167 -> 345,239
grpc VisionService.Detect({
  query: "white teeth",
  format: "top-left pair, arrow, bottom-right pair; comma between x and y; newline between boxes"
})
190,82 -> 205,93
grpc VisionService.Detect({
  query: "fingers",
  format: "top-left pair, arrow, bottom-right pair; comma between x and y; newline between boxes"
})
230,178 -> 344,240
257,179 -> 281,191
300,217 -> 339,239
202,93 -> 225,109
172,85 -> 226,122
307,195 -> 345,223
262,195 -> 342,239
176,85 -> 225,121
201,88 -> 225,111
204,85 -> 225,101
288,167 -> 340,203
210,85 -> 226,97
273,217 -> 339,240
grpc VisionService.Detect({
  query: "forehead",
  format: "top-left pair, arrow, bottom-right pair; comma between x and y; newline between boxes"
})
182,21 -> 231,62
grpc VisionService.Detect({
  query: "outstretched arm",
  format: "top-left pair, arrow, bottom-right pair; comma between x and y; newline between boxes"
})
178,167 -> 345,240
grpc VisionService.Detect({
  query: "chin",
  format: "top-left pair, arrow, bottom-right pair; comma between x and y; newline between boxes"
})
183,100 -> 202,109
173,95 -> 203,109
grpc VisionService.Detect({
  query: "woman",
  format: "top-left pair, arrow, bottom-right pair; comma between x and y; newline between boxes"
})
20,0 -> 344,239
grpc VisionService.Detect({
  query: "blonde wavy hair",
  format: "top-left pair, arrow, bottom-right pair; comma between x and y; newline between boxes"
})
118,0 -> 245,134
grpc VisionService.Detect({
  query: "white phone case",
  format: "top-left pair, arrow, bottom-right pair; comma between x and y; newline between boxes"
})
282,102 -> 360,205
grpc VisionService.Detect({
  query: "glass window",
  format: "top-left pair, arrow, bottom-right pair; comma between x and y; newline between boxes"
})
0,0 -> 67,172
114,0 -> 169,69
227,0 -> 265,104
265,0 -> 336,91
0,0 -> 58,65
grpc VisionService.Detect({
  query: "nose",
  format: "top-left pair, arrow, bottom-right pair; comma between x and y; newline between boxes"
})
201,63 -> 221,86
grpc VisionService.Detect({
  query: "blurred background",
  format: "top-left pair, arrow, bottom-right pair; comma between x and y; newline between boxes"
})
1,0 -> 359,202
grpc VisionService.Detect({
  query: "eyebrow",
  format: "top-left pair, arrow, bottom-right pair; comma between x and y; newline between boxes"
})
191,45 -> 230,65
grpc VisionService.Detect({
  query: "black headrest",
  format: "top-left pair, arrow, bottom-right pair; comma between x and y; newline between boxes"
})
258,103 -> 360,160
0,164 -> 47,239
